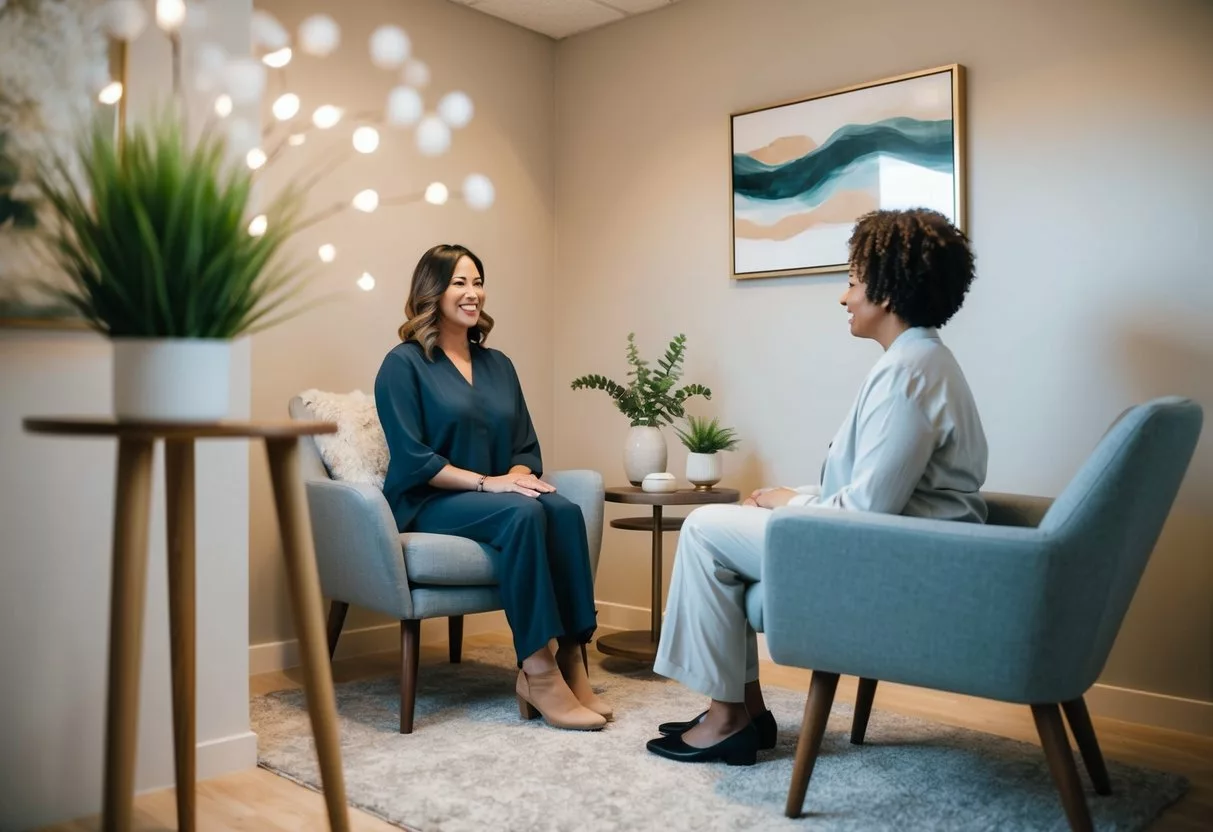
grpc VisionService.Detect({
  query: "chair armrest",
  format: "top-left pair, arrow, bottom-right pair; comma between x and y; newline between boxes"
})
544,469 -> 605,578
762,507 -> 1072,702
305,479 -> 413,619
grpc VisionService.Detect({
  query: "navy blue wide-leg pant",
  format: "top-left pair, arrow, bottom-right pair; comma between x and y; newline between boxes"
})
411,492 -> 597,661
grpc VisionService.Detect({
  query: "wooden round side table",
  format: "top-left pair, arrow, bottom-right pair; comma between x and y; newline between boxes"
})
596,486 -> 740,663
23,418 -> 351,832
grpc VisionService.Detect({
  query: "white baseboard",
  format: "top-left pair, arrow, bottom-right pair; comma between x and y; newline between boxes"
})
1086,683 -> 1213,737
249,622 -> 396,675
250,602 -> 631,676
249,611 -> 511,675
197,730 -> 259,779
594,599 -> 652,633
132,731 -> 259,797
250,601 -> 1213,738
593,603 -> 1213,737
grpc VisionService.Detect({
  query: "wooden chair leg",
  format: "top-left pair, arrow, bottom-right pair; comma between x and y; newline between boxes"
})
448,615 -> 464,664
326,601 -> 349,660
851,677 -> 878,745
1062,697 -> 1112,795
1032,703 -> 1094,832
401,619 -> 421,734
785,671 -> 839,819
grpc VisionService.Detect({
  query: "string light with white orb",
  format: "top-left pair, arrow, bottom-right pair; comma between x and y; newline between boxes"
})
424,182 -> 449,205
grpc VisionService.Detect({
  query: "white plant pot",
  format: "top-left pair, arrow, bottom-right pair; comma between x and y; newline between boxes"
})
686,451 -> 723,491
112,338 -> 232,422
624,425 -> 667,486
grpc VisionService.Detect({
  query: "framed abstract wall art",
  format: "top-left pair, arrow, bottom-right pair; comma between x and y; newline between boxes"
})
731,64 -> 966,279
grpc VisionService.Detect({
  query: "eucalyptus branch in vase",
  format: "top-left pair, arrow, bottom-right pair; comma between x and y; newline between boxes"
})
571,333 -> 712,485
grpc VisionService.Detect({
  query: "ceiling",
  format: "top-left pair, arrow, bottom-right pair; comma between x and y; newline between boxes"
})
445,0 -> 684,40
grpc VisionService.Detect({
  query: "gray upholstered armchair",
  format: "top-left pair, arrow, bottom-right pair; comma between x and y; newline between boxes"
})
288,396 -> 605,733
762,396 -> 1202,831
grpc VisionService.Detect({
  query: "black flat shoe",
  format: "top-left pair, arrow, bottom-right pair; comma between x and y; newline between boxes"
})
658,708 -> 778,749
657,710 -> 708,736
646,722 -> 759,766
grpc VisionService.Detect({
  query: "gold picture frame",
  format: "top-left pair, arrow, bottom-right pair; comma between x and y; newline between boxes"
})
730,64 -> 967,280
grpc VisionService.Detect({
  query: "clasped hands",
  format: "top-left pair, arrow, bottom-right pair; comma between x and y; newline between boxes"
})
482,473 -> 555,498
742,486 -> 797,509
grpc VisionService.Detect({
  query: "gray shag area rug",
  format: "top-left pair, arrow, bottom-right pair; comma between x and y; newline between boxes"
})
251,644 -> 1187,832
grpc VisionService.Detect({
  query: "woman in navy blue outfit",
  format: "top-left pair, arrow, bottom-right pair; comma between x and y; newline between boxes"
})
374,244 -> 610,731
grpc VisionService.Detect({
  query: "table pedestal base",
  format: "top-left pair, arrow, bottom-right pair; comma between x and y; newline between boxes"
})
596,630 -> 659,662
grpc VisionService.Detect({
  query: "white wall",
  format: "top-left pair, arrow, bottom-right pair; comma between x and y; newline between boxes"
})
552,0 -> 1213,729
247,0 -> 556,658
0,3 -> 256,829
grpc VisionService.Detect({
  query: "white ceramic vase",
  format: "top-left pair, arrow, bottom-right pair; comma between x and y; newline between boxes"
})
686,451 -> 723,491
624,425 -> 667,486
112,338 -> 232,421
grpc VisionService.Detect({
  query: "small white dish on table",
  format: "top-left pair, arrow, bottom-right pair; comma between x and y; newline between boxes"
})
641,472 -> 678,493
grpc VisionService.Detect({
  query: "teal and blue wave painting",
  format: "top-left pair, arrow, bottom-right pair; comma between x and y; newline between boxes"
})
733,117 -> 954,206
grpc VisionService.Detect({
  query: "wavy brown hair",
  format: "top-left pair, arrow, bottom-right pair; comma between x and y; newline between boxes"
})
848,208 -> 976,329
397,244 -> 495,359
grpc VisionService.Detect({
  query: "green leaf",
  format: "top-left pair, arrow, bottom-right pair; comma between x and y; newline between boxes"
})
675,415 -> 739,453
570,334 -> 710,426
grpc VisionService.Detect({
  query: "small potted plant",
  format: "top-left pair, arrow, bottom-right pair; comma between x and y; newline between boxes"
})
675,415 -> 739,491
571,332 -> 710,485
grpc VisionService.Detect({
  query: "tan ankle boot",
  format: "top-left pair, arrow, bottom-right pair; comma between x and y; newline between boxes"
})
516,668 -> 606,731
556,645 -> 613,721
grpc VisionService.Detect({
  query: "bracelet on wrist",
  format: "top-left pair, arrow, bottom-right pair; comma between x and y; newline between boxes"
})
477,474 -> 488,492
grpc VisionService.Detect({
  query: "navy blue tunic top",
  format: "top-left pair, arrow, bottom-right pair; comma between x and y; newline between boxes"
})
374,340 -> 543,531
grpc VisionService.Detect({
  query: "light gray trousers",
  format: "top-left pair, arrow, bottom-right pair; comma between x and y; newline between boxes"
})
652,504 -> 773,702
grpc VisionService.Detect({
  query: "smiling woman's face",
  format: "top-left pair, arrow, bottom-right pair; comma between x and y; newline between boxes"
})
439,255 -> 484,329
838,265 -> 886,340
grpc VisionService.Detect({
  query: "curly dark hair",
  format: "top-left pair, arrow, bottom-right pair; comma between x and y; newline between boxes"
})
848,208 -> 976,329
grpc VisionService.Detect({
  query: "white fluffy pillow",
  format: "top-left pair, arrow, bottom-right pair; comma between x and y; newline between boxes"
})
297,389 -> 389,488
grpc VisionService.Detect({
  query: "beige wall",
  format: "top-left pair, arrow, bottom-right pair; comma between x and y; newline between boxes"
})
0,3 -> 257,828
249,0 -> 556,650
552,0 -> 1213,718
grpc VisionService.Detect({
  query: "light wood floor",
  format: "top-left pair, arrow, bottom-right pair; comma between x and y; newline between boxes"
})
48,632 -> 1213,831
